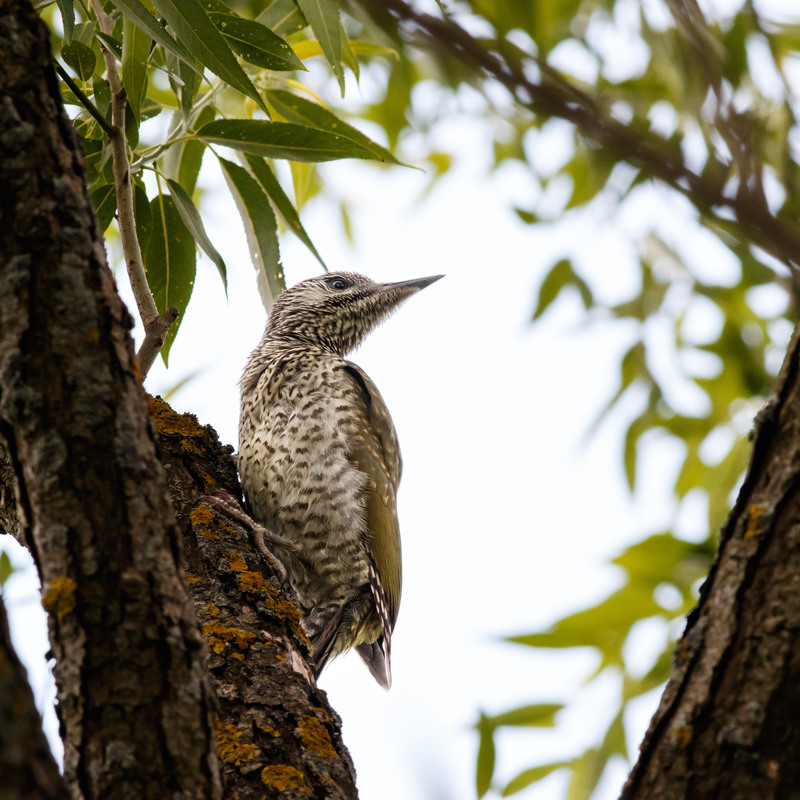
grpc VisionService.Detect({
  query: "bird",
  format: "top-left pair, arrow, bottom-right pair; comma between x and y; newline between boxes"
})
238,271 -> 442,688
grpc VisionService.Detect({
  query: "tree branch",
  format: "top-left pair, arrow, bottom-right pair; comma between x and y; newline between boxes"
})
90,0 -> 173,378
0,4 -> 219,797
618,321 -> 800,797
0,594 -> 67,800
354,0 -> 800,272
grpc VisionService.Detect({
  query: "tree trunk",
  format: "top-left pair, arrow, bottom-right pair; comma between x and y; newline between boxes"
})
0,2 -> 357,798
622,325 -> 800,799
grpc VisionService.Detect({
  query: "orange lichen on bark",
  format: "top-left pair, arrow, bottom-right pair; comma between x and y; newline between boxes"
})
216,720 -> 259,765
223,552 -> 307,642
202,620 -> 256,656
185,573 -> 202,584
201,603 -> 220,617
147,396 -> 208,454
674,725 -> 693,749
298,716 -> 337,759
745,503 -> 768,539
42,576 -> 77,622
261,765 -> 311,794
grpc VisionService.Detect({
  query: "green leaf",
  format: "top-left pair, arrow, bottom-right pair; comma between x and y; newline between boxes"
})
257,0 -> 307,39
57,0 -> 75,43
134,181 -> 153,252
295,0 -> 345,94
166,178 -> 227,291
244,155 -> 325,266
122,16 -> 151,123
475,713 -> 496,798
600,710 -> 626,758
207,12 -> 306,71
509,584 -> 662,666
198,119 -> 396,163
96,32 -> 123,60
268,90 -> 401,165
90,182 -> 117,233
502,762 -> 570,797
532,259 -> 592,319
151,0 -> 269,114
567,748 -> 606,800
163,106 -> 216,195
0,550 -> 14,588
62,40 -> 96,82
109,0 -> 203,78
218,157 -> 285,309
485,703 -> 563,728
143,192 -> 197,364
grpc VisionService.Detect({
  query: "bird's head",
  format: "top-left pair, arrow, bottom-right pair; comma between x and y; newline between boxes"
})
264,272 -> 443,355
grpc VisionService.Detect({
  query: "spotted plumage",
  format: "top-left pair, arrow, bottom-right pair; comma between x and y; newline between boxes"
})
238,272 -> 442,688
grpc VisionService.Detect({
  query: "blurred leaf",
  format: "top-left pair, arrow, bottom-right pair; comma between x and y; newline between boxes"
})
268,90 -> 402,165
502,762 -> 570,797
509,583 -> 661,666
57,0 -> 75,43
198,119 -> 397,163
475,712 -> 496,798
567,748 -> 605,800
166,178 -> 227,291
62,40 -> 96,81
532,259 -> 593,319
0,550 -> 14,588
257,0 -> 307,38
600,710 -> 626,758
486,703 -> 563,728
207,12 -> 305,71
143,192 -> 197,364
244,154 -> 325,266
218,157 -> 285,309
295,0 -> 345,94
122,16 -> 151,123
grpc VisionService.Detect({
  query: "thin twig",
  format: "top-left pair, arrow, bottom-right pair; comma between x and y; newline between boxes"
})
137,307 -> 180,377
55,61 -> 113,136
91,0 -> 175,378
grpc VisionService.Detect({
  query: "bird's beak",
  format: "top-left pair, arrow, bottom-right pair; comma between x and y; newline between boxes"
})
376,275 -> 444,294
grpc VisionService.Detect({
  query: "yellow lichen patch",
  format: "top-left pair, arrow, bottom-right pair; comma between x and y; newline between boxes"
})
42,577 -> 77,623
190,505 -> 215,526
191,505 -> 220,540
201,604 -> 220,618
258,725 -> 280,738
674,725 -> 693,749
186,574 -> 202,584
202,621 -> 256,656
224,553 -> 308,643
261,765 -> 311,795
298,716 -> 337,759
745,504 -> 768,539
216,720 -> 259,765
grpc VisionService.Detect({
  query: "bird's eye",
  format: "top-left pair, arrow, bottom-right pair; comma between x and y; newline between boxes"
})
328,277 -> 348,291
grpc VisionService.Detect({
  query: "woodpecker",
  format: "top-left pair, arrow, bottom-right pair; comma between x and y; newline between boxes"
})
238,272 -> 442,688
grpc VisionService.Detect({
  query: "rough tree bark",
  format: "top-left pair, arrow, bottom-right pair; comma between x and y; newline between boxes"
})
620,325 -> 800,799
0,2 -> 357,799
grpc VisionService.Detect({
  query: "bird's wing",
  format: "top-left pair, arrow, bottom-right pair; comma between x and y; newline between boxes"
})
343,363 -> 402,630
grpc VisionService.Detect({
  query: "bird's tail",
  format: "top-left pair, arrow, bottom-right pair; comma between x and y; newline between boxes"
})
356,639 -> 391,690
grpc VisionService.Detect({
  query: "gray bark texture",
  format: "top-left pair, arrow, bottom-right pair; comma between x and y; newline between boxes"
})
622,325 -> 800,799
0,2 -> 357,799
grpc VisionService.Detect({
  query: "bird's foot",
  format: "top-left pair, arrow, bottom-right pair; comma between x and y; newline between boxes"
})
197,491 -> 297,582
